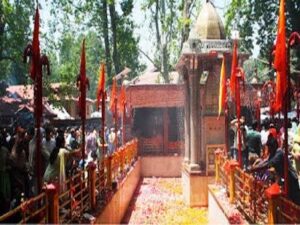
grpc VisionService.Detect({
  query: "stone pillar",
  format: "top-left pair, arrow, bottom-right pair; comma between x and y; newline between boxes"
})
189,71 -> 200,170
183,71 -> 190,163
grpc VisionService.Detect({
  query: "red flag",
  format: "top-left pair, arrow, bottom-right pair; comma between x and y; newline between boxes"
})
110,78 -> 117,115
118,85 -> 126,115
31,7 -> 40,80
96,63 -> 105,109
230,41 -> 238,98
218,56 -> 227,116
273,0 -> 287,112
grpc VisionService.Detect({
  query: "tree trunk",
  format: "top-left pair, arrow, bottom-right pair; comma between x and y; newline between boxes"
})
0,1 -> 5,59
101,0 -> 112,81
161,43 -> 169,83
160,0 -> 169,83
109,0 -> 121,75
180,0 -> 192,51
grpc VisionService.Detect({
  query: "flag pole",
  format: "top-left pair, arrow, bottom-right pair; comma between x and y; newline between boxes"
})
235,67 -> 245,168
77,39 -> 89,165
122,103 -> 126,145
236,70 -> 242,168
225,99 -> 229,157
283,40 -> 290,196
285,31 -> 300,195
114,96 -> 118,150
101,93 -> 106,157
23,7 -> 50,194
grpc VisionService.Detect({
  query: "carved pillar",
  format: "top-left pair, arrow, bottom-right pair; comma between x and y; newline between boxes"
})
183,70 -> 190,163
189,69 -> 200,170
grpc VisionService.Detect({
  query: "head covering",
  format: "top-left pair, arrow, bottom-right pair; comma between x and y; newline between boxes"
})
269,127 -> 277,138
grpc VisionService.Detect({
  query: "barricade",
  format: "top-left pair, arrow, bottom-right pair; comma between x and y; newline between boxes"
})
0,138 -> 139,224
214,149 -> 300,224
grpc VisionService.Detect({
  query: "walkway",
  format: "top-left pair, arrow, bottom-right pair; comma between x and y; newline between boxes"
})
122,177 -> 207,225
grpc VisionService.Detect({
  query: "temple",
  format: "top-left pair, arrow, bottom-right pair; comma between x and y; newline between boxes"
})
1,0 -> 300,224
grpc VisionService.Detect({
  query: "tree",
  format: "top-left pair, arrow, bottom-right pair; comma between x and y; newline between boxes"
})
0,0 -> 34,83
141,0 -> 200,83
44,30 -> 104,100
225,0 -> 300,59
49,0 -> 144,85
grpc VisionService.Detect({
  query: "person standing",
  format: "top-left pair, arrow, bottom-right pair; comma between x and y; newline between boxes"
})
0,130 -> 11,214
28,128 -> 49,196
108,128 -> 116,155
43,135 -> 80,191
246,121 -> 262,159
42,127 -> 56,159
8,127 -> 28,205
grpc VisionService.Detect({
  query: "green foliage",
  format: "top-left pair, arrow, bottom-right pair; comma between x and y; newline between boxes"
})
48,0 -> 144,87
142,0 -> 200,83
44,31 -> 104,100
0,0 -> 34,83
242,58 -> 269,83
225,0 -> 300,59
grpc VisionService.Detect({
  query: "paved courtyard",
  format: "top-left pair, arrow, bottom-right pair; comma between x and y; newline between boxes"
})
122,177 -> 208,225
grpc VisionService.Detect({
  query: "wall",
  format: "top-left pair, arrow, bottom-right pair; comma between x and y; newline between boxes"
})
208,186 -> 229,225
127,85 -> 184,108
95,159 -> 141,224
141,155 -> 182,177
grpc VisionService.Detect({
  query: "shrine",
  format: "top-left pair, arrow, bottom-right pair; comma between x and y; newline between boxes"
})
1,0 -> 300,224
176,1 -> 248,206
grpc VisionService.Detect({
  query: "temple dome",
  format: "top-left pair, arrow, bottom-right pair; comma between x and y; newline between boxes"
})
189,1 -> 226,40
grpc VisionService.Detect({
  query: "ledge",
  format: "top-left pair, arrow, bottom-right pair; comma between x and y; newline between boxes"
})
94,158 -> 141,224
208,184 -> 248,225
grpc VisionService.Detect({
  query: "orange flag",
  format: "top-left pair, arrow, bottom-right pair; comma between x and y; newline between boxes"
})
230,41 -> 238,98
118,85 -> 126,115
110,78 -> 117,114
218,56 -> 227,116
273,0 -> 287,112
96,63 -> 105,109
31,7 -> 40,80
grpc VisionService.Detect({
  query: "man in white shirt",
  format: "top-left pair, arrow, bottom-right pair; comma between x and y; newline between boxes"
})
42,127 -> 56,156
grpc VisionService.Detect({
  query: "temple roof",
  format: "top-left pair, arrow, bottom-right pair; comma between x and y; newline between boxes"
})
189,1 -> 225,40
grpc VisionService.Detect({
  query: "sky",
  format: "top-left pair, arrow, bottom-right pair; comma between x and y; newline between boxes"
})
38,0 -> 259,68
132,0 -> 232,67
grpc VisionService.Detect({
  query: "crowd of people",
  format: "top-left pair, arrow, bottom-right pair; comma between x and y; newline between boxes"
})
0,124 -> 122,216
229,117 -> 300,205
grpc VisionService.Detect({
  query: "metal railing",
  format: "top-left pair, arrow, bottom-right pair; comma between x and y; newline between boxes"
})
0,138 -> 139,224
219,155 -> 229,190
234,167 -> 268,224
277,195 -> 300,223
58,169 -> 89,224
0,192 -> 48,224
214,149 -> 300,224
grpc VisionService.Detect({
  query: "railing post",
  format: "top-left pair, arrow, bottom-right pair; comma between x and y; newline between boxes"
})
107,155 -> 112,189
44,184 -> 59,224
88,162 -> 97,210
265,183 -> 281,225
214,148 -> 223,183
229,160 -> 239,204
120,147 -> 124,174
